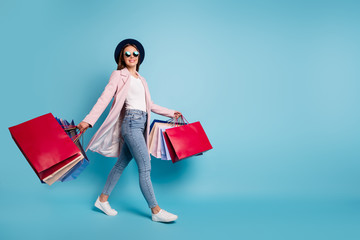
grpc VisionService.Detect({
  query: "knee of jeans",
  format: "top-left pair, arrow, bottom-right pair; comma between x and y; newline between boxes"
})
114,161 -> 127,170
138,167 -> 151,174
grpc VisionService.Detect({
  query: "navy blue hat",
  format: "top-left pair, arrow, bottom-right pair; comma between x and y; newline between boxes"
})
114,38 -> 145,65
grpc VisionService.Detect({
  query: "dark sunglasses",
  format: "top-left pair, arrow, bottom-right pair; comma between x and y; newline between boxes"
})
124,51 -> 139,57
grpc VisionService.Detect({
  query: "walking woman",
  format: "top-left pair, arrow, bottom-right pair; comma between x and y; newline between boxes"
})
77,39 -> 182,222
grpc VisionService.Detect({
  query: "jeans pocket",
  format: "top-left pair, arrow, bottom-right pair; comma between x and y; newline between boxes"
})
131,113 -> 142,120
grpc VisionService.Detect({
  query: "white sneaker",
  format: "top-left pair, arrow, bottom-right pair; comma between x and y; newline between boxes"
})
94,196 -> 118,216
152,209 -> 178,222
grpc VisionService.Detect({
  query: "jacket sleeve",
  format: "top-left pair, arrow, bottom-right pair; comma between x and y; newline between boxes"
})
150,100 -> 175,118
82,71 -> 119,128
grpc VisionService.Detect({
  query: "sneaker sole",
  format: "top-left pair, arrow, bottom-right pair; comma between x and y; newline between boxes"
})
94,200 -> 118,216
152,216 -> 178,222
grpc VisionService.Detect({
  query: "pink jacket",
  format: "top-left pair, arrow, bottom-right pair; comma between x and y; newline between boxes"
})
82,67 -> 175,158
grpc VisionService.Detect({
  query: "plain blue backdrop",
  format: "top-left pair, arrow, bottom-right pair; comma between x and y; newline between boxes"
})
1,0 -> 359,239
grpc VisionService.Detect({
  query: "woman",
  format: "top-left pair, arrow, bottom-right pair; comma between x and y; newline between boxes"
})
77,39 -> 182,222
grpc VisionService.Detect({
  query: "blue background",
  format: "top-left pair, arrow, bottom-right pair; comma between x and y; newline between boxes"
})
1,0 -> 359,239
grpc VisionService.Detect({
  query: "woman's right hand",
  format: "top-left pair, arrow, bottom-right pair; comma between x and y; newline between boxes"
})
77,121 -> 90,133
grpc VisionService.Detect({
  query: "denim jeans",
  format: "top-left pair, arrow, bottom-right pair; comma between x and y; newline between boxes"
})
101,109 -> 158,208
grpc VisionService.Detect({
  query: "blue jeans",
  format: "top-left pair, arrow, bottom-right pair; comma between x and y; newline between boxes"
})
101,109 -> 158,208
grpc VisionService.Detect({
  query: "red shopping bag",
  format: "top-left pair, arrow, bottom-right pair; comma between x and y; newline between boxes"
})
163,117 -> 212,163
8,113 -> 84,185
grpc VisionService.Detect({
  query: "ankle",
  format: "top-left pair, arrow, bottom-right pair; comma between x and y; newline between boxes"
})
152,209 -> 160,214
99,194 -> 109,203
151,206 -> 161,214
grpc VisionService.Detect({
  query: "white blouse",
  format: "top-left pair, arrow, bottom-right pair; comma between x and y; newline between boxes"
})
124,75 -> 146,111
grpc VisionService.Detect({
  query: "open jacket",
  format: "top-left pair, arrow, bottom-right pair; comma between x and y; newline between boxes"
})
82,67 -> 175,158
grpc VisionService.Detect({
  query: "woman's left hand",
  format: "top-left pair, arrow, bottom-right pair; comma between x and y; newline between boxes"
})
174,111 -> 182,119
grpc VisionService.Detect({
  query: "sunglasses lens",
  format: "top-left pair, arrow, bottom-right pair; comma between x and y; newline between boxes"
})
133,51 -> 139,57
125,51 -> 131,57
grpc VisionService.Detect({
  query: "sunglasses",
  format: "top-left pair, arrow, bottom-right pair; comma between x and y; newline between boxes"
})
124,51 -> 139,57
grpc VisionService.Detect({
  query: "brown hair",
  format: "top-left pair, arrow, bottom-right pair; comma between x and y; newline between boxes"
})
117,44 -> 140,72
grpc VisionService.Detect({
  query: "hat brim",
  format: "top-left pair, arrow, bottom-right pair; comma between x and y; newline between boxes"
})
114,39 -> 145,65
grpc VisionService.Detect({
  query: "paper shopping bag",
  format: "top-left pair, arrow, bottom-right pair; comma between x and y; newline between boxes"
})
150,119 -> 168,132
8,113 -> 84,185
159,127 -> 172,160
149,122 -> 171,158
163,120 -> 212,163
149,119 -> 187,159
55,119 -> 89,182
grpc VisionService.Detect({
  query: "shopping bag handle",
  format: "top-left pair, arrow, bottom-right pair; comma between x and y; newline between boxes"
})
61,125 -> 85,145
167,117 -> 183,126
166,118 -> 179,127
179,115 -> 189,124
166,115 -> 189,126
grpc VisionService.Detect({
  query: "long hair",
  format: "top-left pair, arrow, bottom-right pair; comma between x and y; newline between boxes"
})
117,44 -> 140,72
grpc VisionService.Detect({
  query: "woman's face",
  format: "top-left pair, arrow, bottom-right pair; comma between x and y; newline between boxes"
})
123,45 -> 139,68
